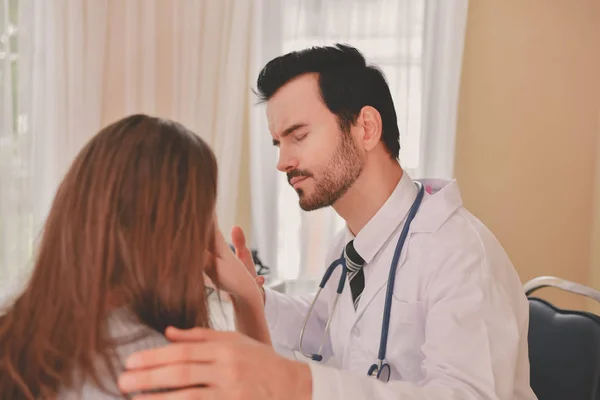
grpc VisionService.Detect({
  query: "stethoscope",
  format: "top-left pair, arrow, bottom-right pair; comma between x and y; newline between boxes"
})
298,181 -> 425,382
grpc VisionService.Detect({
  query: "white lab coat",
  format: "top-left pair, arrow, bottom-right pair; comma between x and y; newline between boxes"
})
264,174 -> 538,400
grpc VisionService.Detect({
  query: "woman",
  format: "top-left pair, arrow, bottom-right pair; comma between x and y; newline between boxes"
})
0,115 -> 269,399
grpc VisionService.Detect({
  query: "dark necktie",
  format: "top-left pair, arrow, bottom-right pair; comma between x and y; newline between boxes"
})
344,240 -> 365,310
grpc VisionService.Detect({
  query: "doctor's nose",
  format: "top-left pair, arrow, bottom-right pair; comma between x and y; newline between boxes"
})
276,150 -> 298,173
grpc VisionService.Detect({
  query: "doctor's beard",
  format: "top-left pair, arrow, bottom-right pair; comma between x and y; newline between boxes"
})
290,131 -> 364,211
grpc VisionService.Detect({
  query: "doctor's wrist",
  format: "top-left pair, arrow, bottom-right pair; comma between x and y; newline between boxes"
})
290,361 -> 313,400
274,359 -> 312,400
230,282 -> 263,307
228,277 -> 266,309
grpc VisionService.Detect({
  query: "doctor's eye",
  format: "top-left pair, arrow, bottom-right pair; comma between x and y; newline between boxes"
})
295,133 -> 309,142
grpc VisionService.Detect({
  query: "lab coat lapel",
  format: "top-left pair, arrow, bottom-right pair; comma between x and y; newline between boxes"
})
327,264 -> 356,361
334,272 -> 361,366
347,173 -> 419,325
351,232 -> 414,322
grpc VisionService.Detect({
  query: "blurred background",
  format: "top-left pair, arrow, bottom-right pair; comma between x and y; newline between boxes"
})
1,0 -> 599,313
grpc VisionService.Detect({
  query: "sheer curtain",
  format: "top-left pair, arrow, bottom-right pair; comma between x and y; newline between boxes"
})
1,0 -> 114,302
0,0 -> 27,303
0,0 -> 254,304
0,0 -> 113,303
101,0 -> 254,234
250,0 -> 468,281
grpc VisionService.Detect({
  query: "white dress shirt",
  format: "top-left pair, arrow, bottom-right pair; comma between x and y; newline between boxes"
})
264,172 -> 538,400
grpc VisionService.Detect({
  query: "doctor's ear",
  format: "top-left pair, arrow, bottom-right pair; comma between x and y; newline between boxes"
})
356,106 -> 383,152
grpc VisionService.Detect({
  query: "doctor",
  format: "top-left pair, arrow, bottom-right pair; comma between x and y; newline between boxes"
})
118,44 -> 537,399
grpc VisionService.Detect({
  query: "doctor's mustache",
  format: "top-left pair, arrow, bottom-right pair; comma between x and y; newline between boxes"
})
287,169 -> 313,184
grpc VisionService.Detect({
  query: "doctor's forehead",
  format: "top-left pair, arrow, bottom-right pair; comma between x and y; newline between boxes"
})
266,74 -> 325,136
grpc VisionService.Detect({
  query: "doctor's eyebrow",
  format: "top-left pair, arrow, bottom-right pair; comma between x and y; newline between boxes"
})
272,123 -> 308,146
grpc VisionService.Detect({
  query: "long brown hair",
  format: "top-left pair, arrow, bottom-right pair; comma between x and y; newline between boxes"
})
0,115 -> 219,399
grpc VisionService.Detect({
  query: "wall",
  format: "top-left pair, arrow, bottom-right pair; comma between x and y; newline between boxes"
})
590,110 -> 600,314
455,0 -> 600,311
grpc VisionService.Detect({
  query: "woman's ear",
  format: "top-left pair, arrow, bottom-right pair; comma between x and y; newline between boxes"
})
357,106 -> 383,152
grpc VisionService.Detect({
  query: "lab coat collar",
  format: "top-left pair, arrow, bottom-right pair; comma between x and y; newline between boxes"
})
410,178 -> 464,233
348,171 -> 419,264
351,176 -> 464,321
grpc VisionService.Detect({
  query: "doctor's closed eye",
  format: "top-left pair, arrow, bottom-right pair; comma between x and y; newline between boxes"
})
271,132 -> 308,146
295,132 -> 309,142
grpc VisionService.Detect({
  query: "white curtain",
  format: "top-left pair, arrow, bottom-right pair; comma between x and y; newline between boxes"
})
102,0 -> 254,234
419,0 -> 468,179
0,0 -> 27,303
0,0 -> 254,303
22,0 -> 110,237
247,0 -> 283,279
250,0 -> 469,281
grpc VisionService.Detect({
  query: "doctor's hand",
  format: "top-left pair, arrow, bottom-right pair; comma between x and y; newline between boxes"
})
118,327 -> 312,400
230,226 -> 266,301
209,227 -> 262,302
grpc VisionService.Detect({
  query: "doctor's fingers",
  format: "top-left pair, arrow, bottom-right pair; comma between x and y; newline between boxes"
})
132,387 -> 217,400
213,228 -> 234,258
120,363 -> 219,394
124,341 -> 224,370
164,326 -> 242,342
133,387 -> 253,400
230,225 -> 248,252
230,226 -> 256,274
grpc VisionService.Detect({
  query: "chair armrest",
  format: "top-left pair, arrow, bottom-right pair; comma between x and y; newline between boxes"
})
525,276 -> 600,303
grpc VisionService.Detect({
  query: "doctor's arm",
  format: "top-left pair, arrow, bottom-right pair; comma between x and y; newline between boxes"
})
119,247 -> 526,400
118,242 -> 527,399
230,225 -> 335,359
260,232 -> 344,359
263,284 -> 333,359
117,260 -> 519,400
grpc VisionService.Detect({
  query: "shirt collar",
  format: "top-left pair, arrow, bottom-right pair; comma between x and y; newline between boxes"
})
344,171 -> 418,264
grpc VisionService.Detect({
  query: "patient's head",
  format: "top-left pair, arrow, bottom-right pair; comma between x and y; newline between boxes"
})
0,114 -> 219,398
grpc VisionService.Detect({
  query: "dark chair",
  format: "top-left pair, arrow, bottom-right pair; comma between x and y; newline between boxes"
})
525,276 -> 600,400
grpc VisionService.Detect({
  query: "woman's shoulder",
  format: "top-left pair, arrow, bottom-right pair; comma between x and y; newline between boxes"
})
107,306 -> 171,360
57,308 -> 169,399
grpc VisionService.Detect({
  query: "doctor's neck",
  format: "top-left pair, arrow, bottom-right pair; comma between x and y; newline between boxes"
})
333,156 -> 403,235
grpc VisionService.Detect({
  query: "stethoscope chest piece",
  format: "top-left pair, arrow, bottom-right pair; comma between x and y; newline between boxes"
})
368,361 -> 391,382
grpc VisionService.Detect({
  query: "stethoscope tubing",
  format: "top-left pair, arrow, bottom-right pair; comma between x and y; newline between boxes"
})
298,181 -> 425,380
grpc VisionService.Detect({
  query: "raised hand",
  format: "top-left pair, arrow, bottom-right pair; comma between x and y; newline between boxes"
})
209,226 -> 258,301
231,226 -> 266,301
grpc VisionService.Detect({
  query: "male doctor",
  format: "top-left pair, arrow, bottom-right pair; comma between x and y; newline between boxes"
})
119,44 -> 537,399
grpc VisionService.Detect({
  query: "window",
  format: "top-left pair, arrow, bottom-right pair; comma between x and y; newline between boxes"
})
1,0 -> 32,300
273,0 -> 426,280
0,0 -> 19,134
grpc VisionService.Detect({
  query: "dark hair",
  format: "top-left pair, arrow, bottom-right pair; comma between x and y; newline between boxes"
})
256,43 -> 400,159
0,114 -> 219,399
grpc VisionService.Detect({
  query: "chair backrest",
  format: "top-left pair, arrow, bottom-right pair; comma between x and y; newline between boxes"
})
526,277 -> 600,400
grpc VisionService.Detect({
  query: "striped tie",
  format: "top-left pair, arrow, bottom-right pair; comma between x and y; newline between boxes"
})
344,240 -> 365,310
